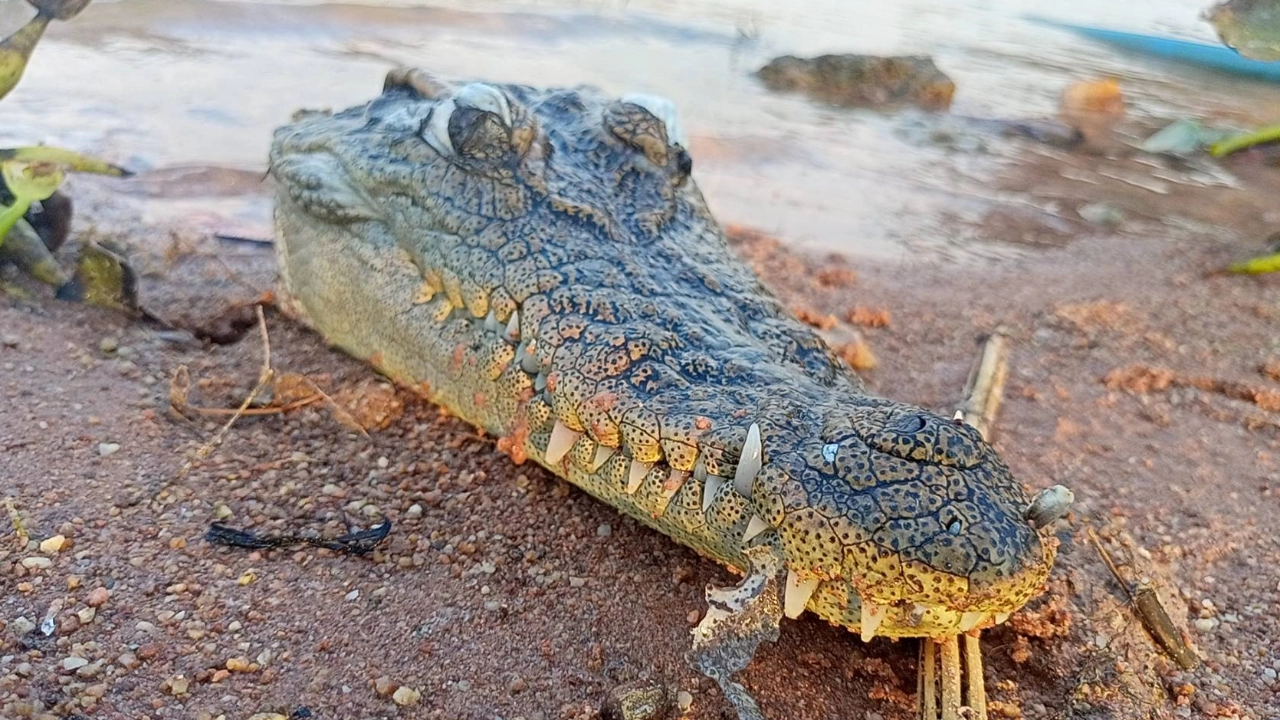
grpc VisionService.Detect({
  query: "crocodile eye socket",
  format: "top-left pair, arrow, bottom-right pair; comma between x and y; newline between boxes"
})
448,106 -> 510,159
418,83 -> 515,160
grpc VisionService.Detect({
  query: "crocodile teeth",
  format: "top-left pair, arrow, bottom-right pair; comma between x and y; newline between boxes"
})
545,421 -> 580,465
783,570 -> 819,619
994,612 -> 1011,625
518,343 -> 540,374
590,444 -> 614,473
742,515 -> 770,543
505,310 -> 521,343
732,423 -> 762,498
860,601 -> 888,642
701,475 -> 724,512
484,309 -> 501,332
626,460 -> 652,494
958,611 -> 988,632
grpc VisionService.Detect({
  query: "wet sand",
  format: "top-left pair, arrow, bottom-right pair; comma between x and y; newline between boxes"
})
3,1 -> 1280,719
2,122 -> 1279,719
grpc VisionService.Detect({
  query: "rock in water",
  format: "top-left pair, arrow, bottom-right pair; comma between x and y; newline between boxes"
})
756,54 -> 955,111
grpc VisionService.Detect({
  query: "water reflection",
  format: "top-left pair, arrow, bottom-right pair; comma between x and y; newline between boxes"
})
2,0 -> 1276,259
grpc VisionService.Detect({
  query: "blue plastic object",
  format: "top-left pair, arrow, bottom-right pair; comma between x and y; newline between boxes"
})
1028,16 -> 1280,82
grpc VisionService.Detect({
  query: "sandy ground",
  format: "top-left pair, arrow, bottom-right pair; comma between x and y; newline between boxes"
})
2,122 -> 1280,720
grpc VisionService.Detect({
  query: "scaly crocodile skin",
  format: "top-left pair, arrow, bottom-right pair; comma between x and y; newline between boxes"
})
269,68 -> 1054,639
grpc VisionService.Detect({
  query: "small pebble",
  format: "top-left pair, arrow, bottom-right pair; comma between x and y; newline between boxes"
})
39,534 -> 67,553
345,589 -> 360,601
20,556 -> 52,570
87,587 -> 111,607
61,656 -> 89,671
597,523 -> 612,537
166,675 -> 190,696
98,442 -> 121,457
373,676 -> 396,696
1193,617 -> 1219,632
99,337 -> 119,353
392,686 -> 421,706
9,616 -> 36,636
77,607 -> 96,624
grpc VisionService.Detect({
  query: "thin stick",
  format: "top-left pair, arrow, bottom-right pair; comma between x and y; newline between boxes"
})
939,635 -> 962,720
183,394 -> 323,417
964,633 -> 987,718
165,305 -> 274,493
957,331 -> 1009,441
1088,528 -> 1199,670
921,638 -> 938,720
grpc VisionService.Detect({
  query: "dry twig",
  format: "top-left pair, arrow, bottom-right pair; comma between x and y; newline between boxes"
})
1088,528 -> 1199,670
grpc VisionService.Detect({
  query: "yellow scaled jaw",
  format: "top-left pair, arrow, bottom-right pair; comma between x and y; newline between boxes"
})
799,537 -> 1056,640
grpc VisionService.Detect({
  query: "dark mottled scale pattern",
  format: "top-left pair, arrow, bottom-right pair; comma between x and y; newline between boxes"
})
271,74 -> 1054,638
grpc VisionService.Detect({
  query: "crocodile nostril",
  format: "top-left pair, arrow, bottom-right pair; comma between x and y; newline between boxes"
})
674,148 -> 693,177
895,414 -> 928,434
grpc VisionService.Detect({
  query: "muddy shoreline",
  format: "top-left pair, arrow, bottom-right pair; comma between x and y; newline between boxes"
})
3,116 -> 1279,719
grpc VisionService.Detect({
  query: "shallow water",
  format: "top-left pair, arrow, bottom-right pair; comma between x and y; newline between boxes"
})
2,0 -> 1278,260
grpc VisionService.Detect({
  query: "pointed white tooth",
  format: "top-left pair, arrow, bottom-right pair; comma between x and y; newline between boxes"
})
692,455 -> 707,482
518,343 -> 540,374
860,601 -> 888,642
732,423 -> 762,498
455,82 -> 513,127
701,475 -> 725,512
783,570 -> 819,619
952,409 -> 965,422
958,611 -> 988,632
545,421 -> 580,465
484,309 -> 500,331
590,444 -> 614,473
742,515 -> 770,543
627,460 -> 652,494
994,612 -> 1011,625
422,97 -> 457,155
505,309 -> 520,342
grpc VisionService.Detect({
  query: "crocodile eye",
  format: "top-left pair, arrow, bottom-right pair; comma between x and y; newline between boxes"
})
946,518 -> 963,535
419,83 -> 513,158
